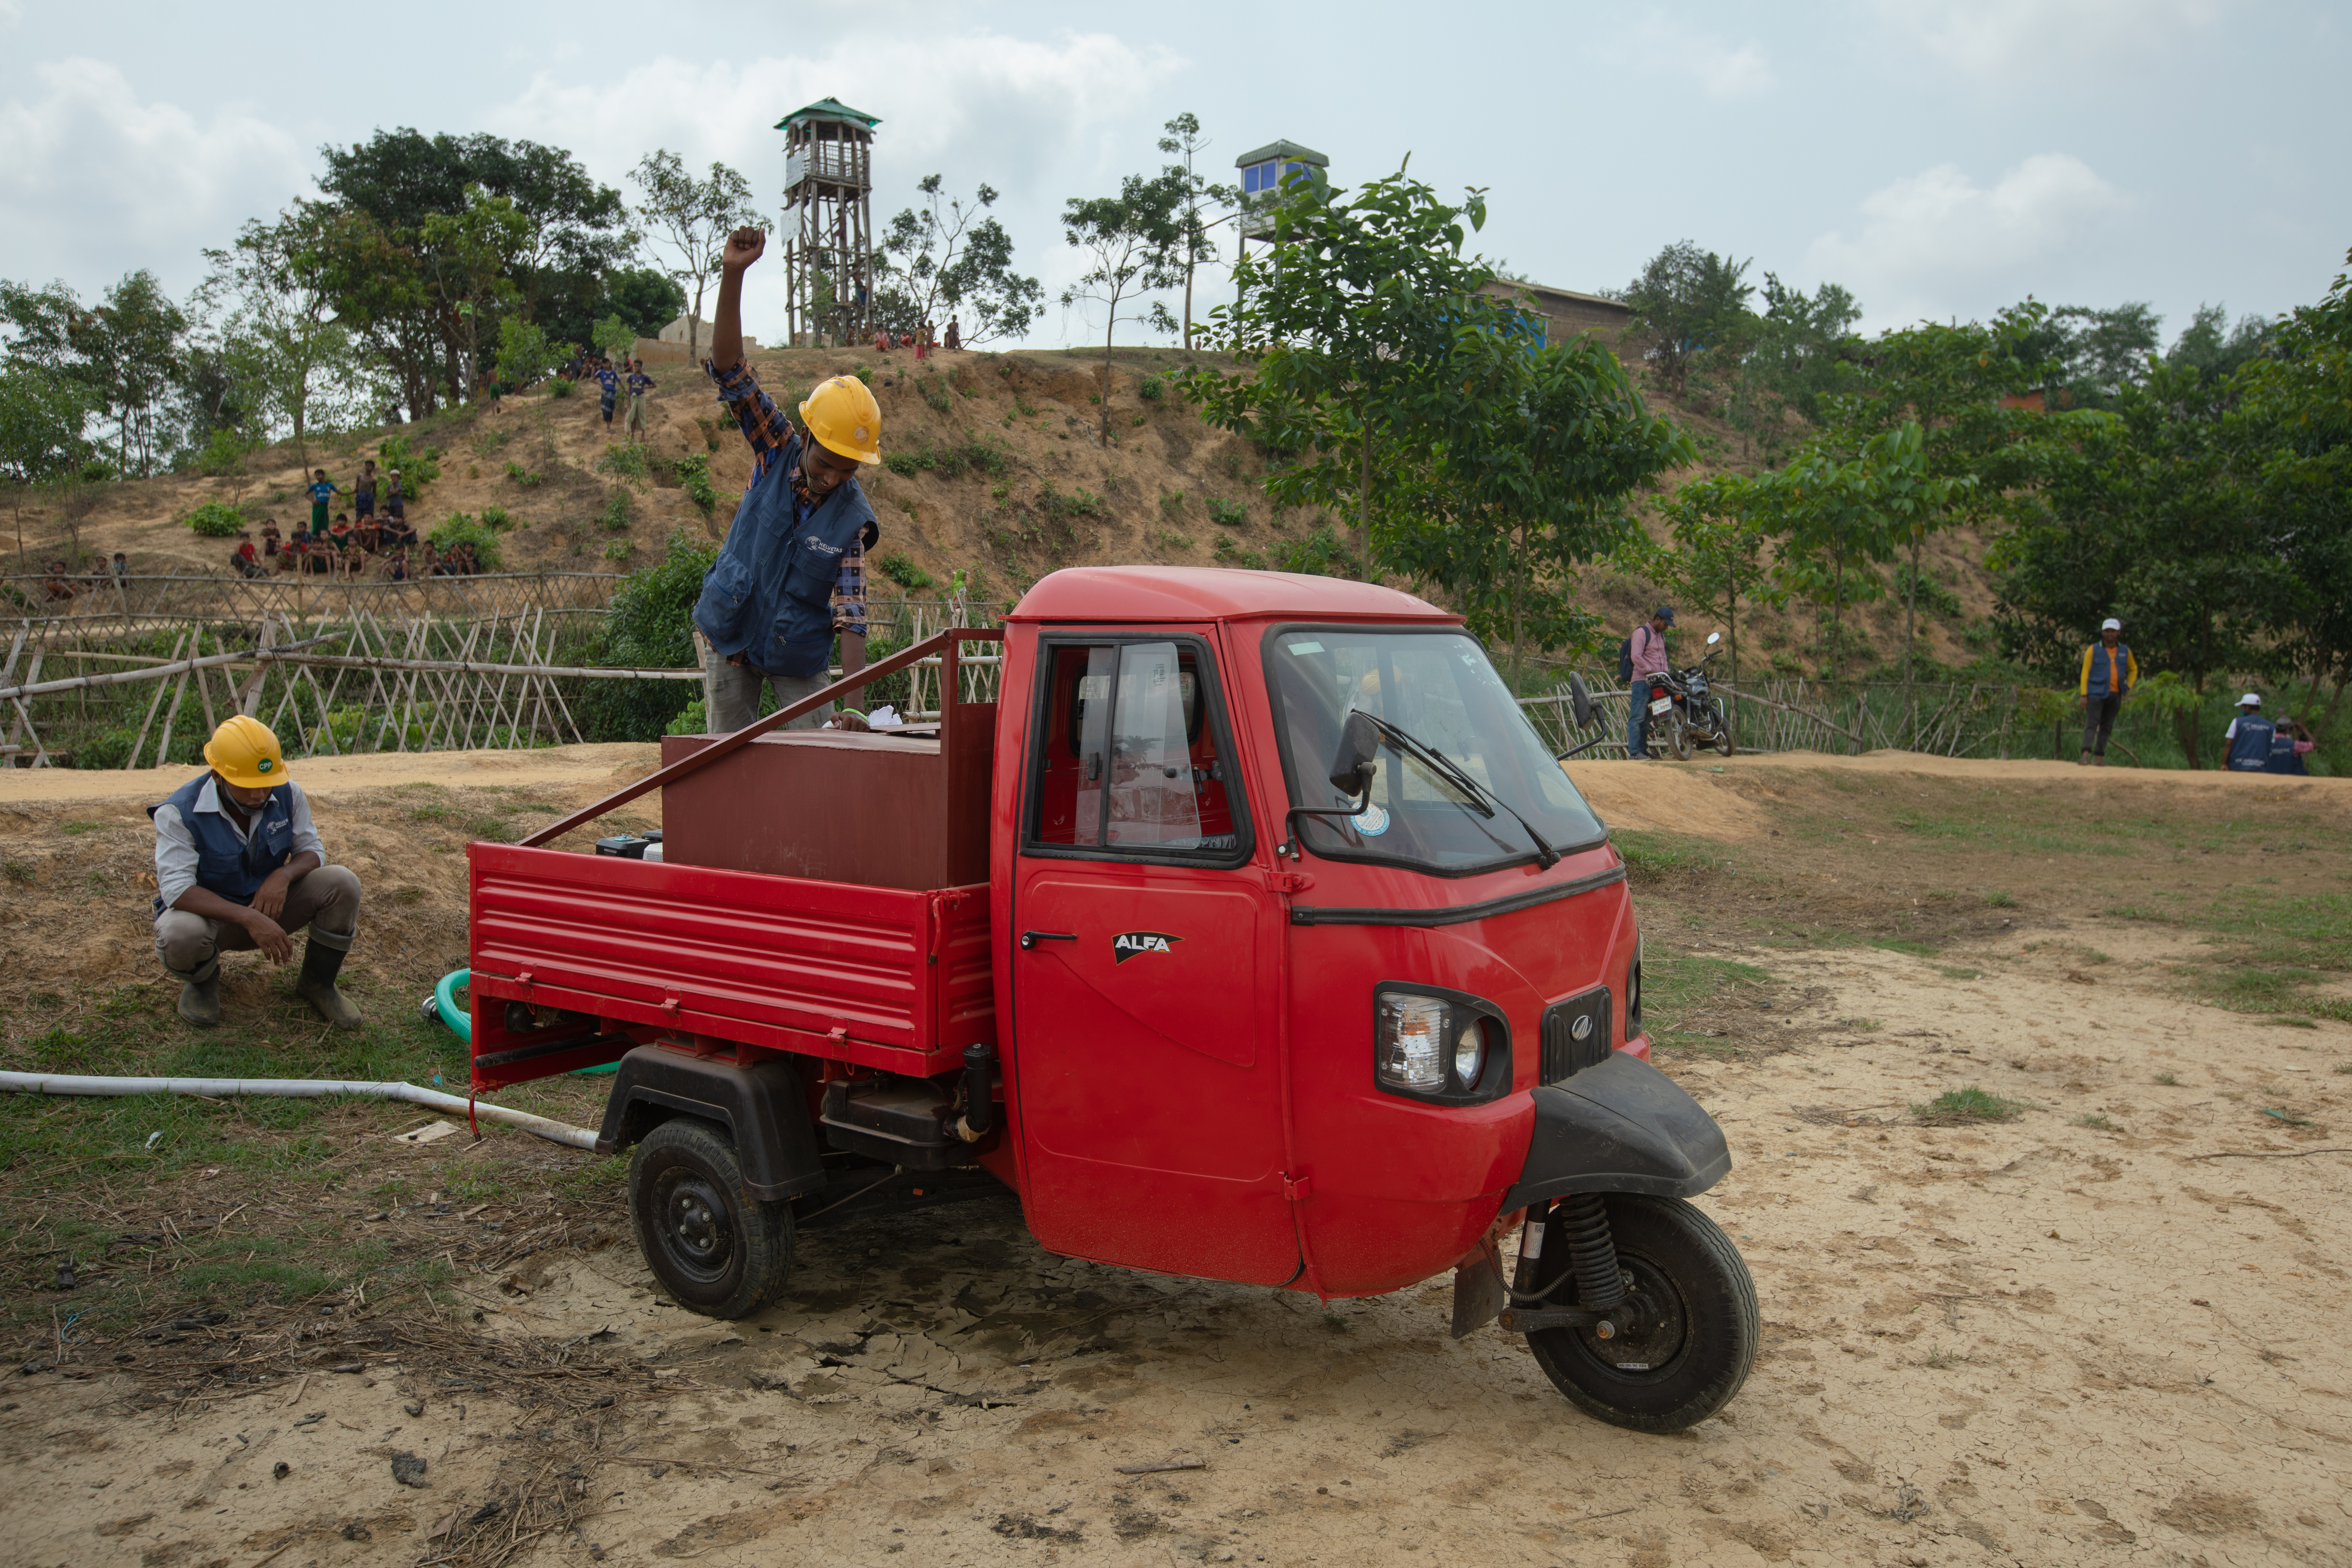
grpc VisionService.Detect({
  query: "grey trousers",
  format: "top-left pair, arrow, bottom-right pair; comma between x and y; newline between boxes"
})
701,643 -> 834,735
154,865 -> 363,975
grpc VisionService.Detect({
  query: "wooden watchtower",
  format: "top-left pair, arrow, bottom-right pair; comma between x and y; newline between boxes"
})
779,98 -> 881,347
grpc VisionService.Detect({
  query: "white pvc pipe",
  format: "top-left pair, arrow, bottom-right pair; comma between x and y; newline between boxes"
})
0,1072 -> 599,1151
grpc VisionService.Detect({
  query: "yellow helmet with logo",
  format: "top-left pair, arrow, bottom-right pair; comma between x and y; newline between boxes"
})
798,375 -> 882,465
203,715 -> 289,789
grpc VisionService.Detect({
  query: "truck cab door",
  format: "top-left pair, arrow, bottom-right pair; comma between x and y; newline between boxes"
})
1010,630 -> 1297,1284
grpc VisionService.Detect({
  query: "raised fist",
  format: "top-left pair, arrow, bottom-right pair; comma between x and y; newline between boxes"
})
723,227 -> 767,270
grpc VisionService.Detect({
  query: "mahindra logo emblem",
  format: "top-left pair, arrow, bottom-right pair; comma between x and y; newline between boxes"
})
1570,1015 -> 1594,1042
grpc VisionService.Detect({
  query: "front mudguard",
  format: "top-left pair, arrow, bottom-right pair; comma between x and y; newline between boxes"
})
1501,1050 -> 1731,1210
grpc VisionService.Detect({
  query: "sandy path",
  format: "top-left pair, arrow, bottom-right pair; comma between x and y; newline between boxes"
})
0,743 -> 662,806
9,928 -> 2345,1567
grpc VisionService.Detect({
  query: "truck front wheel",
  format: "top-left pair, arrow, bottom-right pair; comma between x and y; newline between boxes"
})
1524,1194 -> 1757,1433
628,1116 -> 794,1319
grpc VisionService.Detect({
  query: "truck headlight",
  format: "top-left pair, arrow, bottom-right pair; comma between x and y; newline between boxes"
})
1374,986 -> 1510,1104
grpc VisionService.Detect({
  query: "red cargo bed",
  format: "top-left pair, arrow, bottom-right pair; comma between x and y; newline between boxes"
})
467,842 -> 994,1085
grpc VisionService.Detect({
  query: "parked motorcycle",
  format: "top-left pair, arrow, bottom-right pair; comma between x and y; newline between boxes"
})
1636,634 -> 1735,761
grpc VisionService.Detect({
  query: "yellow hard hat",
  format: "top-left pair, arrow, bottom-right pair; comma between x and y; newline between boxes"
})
203,715 -> 289,789
798,375 -> 882,465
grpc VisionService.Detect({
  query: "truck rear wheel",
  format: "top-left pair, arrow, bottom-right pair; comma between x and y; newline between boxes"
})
628,1116 -> 794,1320
1524,1194 -> 1757,1433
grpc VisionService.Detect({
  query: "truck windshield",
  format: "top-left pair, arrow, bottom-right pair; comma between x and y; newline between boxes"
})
1266,627 -> 1606,874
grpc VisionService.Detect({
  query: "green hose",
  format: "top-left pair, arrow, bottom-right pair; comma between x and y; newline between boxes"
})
434,968 -> 618,1075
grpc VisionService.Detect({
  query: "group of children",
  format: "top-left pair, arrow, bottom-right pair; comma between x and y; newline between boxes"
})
869,316 -> 960,358
222,458 -> 477,580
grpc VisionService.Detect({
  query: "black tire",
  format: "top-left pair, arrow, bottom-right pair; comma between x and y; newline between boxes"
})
628,1115 -> 794,1320
1524,1195 -> 1758,1433
1710,704 -> 1736,757
1667,713 -> 1692,762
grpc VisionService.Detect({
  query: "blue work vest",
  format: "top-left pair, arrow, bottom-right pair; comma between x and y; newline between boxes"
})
692,431 -> 876,679
2266,730 -> 2308,775
2226,715 -> 2276,771
148,774 -> 297,912
2086,643 -> 2132,699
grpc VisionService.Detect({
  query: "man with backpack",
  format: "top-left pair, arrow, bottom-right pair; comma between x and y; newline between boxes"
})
2077,617 -> 2138,766
1622,607 -> 1674,760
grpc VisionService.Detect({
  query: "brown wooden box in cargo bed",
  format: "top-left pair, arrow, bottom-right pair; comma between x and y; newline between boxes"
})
659,707 -> 995,890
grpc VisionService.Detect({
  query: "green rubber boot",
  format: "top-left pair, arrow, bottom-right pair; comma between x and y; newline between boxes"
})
296,929 -> 363,1030
174,957 -> 221,1028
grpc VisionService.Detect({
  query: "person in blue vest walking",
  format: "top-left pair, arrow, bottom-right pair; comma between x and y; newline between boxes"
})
2224,694 -> 2276,772
149,716 -> 364,1029
2077,617 -> 2138,766
692,224 -> 883,736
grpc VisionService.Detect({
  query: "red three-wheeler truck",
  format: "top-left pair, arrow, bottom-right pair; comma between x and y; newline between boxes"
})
465,568 -> 1757,1432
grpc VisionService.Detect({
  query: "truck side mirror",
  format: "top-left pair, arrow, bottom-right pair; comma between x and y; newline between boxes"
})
1329,710 -> 1380,801
1569,673 -> 1595,730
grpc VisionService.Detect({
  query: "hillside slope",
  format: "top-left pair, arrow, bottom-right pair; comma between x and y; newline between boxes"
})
14,344 -> 1998,682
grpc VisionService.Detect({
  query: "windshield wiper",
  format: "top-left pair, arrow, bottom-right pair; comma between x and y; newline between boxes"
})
1353,711 -> 1562,870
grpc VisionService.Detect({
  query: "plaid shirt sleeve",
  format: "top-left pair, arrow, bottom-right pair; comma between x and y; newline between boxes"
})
707,358 -> 793,489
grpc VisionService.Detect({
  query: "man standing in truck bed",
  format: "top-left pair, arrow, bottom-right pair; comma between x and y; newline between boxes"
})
692,225 -> 883,734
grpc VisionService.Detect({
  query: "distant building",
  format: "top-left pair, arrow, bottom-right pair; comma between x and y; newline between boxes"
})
656,314 -> 759,353
1479,278 -> 1633,348
1234,139 -> 1330,244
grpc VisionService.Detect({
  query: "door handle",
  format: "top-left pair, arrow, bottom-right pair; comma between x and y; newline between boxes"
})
1020,930 -> 1078,951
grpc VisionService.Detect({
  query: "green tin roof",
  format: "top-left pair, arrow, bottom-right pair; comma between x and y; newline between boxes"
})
776,98 -> 882,131
1234,139 -> 1328,169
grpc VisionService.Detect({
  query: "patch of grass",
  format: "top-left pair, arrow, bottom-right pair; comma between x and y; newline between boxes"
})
877,551 -> 933,590
1836,1016 -> 1884,1032
594,443 -> 651,482
1613,830 -> 1733,881
1640,949 -> 1774,1044
1911,1087 -> 2023,1124
4,861 -> 35,884
2256,1016 -> 2319,1029
2103,904 -> 2169,922
406,803 -> 453,823
2081,949 -> 2113,965
61,820 -> 107,835
1980,889 -> 2018,908
1939,966 -> 1984,980
1207,497 -> 1248,527
1871,939 -> 1937,958
1917,1346 -> 1979,1369
2074,1113 -> 2115,1130
2310,999 -> 2352,1024
2154,1072 -> 2180,1085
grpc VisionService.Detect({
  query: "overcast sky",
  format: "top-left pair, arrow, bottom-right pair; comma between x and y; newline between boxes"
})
3,0 -> 2345,351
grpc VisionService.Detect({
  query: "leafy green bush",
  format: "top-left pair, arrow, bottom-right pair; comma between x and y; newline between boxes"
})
853,365 -> 872,385
1207,497 -> 1247,527
184,500 -> 244,538
598,488 -> 636,532
1038,483 -> 1102,520
877,551 -> 933,590
665,698 -> 709,736
549,376 -> 576,400
1213,535 -> 1269,569
1138,374 -> 1165,402
377,433 -> 442,504
504,461 -> 544,488
922,378 -> 952,414
672,452 -> 718,516
575,531 -> 719,741
479,504 -> 515,531
428,513 -> 504,570
596,444 -> 650,482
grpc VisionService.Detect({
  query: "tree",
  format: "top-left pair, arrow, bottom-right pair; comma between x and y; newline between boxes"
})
77,271 -> 190,478
1619,241 -> 1757,393
1156,113 -> 1236,352
495,314 -> 560,391
630,150 -> 758,365
2016,301 -> 2162,410
197,201 -> 356,467
1398,327 -> 1688,687
309,208 -> 442,421
417,185 -> 532,399
2168,303 -> 2271,385
1059,172 -> 1186,443
1644,474 -> 1785,699
0,360 -> 92,564
1181,161 -> 1500,576
1730,273 -> 1862,440
876,175 -> 1045,346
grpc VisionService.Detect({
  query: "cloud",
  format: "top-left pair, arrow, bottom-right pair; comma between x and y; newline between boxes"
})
1592,13 -> 1774,99
1806,153 -> 2127,327
1870,0 -> 2231,76
0,58 -> 311,293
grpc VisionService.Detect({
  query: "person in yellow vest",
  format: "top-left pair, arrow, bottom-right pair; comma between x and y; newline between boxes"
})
149,717 -> 365,1028
2077,617 -> 2139,766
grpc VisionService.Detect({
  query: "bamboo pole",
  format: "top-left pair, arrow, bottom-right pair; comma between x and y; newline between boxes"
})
123,630 -> 190,769
153,657 -> 194,771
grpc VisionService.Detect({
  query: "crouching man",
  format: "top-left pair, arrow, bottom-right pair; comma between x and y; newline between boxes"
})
150,716 -> 364,1029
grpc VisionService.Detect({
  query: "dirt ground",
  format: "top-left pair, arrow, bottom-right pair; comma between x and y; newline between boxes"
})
2,750 -> 2347,1568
